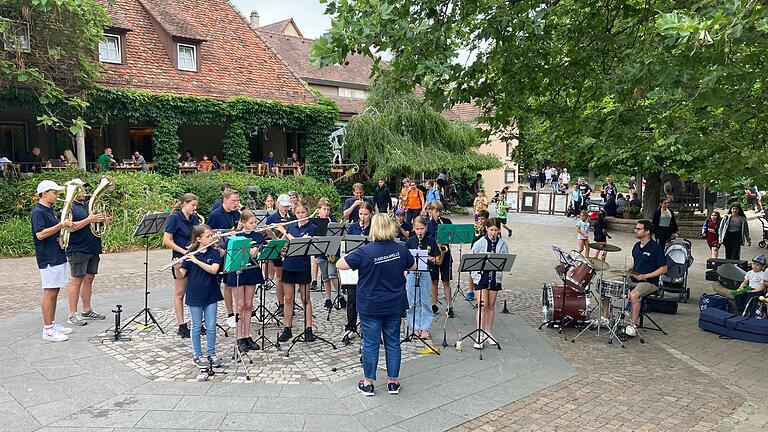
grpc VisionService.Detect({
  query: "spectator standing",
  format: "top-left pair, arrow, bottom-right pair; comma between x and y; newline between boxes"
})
373,179 -> 392,214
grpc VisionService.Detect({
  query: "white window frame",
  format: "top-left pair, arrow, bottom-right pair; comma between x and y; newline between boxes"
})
338,87 -> 367,99
177,43 -> 197,72
3,21 -> 31,53
99,34 -> 122,64
505,168 -> 517,184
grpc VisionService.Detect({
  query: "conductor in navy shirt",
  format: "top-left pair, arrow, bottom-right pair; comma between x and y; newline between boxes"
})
337,213 -> 415,396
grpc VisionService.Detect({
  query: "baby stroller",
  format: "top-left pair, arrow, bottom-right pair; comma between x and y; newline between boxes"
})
658,238 -> 694,302
758,210 -> 768,248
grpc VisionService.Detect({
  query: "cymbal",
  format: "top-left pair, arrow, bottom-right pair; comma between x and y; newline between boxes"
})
588,257 -> 611,271
609,269 -> 638,277
589,243 -> 622,252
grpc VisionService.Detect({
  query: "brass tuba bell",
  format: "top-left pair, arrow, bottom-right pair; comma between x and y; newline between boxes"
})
59,180 -> 86,249
89,176 -> 115,237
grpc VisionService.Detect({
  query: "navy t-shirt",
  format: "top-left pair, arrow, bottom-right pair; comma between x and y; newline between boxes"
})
283,222 -> 317,272
266,209 -> 295,226
66,200 -> 102,256
224,230 -> 265,286
211,198 -> 223,212
345,241 -> 415,316
207,207 -> 240,230
396,221 -> 412,241
346,222 -> 370,236
31,203 -> 67,269
181,247 -> 223,306
343,197 -> 372,223
632,240 -> 666,285
165,211 -> 201,258
405,235 -> 439,270
427,217 -> 452,255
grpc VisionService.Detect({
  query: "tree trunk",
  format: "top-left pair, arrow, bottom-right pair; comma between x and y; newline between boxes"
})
642,171 -> 662,219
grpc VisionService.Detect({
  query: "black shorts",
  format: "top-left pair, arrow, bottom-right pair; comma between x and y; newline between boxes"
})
430,255 -> 452,282
68,252 -> 100,277
272,258 -> 284,268
476,272 -> 502,291
281,270 -> 311,285
498,217 -> 507,224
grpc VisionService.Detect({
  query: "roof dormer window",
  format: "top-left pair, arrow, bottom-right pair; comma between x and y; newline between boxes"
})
177,43 -> 197,72
99,34 -> 122,64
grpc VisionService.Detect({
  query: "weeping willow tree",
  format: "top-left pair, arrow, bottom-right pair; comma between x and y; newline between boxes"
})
344,88 -> 502,178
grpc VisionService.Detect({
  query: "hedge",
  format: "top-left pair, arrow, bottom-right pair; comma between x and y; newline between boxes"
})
0,170 -> 340,257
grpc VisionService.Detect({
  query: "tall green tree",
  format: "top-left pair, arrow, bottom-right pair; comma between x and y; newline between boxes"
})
312,0 -> 768,215
1,0 -> 110,133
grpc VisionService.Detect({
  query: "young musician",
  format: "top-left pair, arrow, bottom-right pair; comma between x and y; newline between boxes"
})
225,210 -> 264,353
163,193 -> 201,338
426,201 -> 454,317
470,218 -> 509,349
211,183 -> 234,212
207,189 -> 241,328
33,180 -> 74,342
343,183 -> 368,223
263,194 -> 276,211
65,183 -> 107,326
176,224 -> 223,369
405,217 -> 439,339
466,209 -> 489,301
337,214 -> 415,396
264,194 -> 296,317
275,204 -> 317,342
394,208 -> 411,241
342,202 -> 374,342
315,198 -> 344,310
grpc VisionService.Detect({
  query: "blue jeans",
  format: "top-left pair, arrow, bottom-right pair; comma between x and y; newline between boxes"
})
552,181 -> 559,193
189,302 -> 217,357
406,272 -> 433,331
359,313 -> 401,381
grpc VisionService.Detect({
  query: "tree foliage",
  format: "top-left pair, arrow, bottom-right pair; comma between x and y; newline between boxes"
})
0,0 -> 110,132
343,87 -> 502,178
312,0 -> 768,199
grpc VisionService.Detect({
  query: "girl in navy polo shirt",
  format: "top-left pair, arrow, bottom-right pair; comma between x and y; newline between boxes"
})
226,210 -> 264,353
177,224 -> 223,369
470,218 -> 509,349
275,204 -> 317,343
427,201 -> 454,317
342,201 -> 374,341
163,193 -> 201,338
405,217 -> 439,339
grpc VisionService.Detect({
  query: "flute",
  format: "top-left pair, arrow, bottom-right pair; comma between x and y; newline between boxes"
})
159,238 -> 222,272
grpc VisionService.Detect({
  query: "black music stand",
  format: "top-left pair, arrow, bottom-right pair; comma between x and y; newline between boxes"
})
339,235 -> 370,345
122,212 -> 170,333
400,251 -> 439,354
437,224 -> 476,308
282,236 -> 341,356
323,224 -> 347,320
327,222 -> 347,237
252,239 -> 287,351
459,253 -> 515,360
220,239 -> 257,379
253,210 -> 277,291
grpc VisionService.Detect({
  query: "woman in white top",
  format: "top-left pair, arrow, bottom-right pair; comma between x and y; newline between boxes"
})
651,199 -> 678,247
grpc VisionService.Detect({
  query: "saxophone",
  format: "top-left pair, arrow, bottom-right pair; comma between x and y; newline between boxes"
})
433,217 -> 448,265
89,176 -> 115,237
59,180 -> 86,249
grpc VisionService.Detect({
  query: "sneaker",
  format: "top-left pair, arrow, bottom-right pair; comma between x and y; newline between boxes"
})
487,333 -> 498,346
625,324 -> 637,337
339,296 -> 347,308
432,304 -> 439,315
81,309 -> 106,320
210,353 -> 223,368
42,327 -> 68,342
342,329 -> 356,343
466,291 -> 475,301
358,379 -> 375,396
507,228 -> 513,237
53,322 -> 73,335
310,280 -> 320,291
178,324 -> 190,338
226,315 -> 236,328
237,339 -> 251,353
193,356 -> 208,369
277,327 -> 293,342
246,337 -> 261,351
304,328 -> 316,342
275,304 -> 285,317
324,299 -> 333,310
67,313 -> 88,327
387,381 -> 401,394
597,316 -> 610,327
447,307 -> 455,318
473,339 -> 484,349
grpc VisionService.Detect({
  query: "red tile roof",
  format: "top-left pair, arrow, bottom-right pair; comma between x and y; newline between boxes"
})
99,0 -> 317,105
257,30 -> 373,88
448,103 -> 483,122
102,0 -> 133,31
258,18 -> 303,37
327,95 -> 366,118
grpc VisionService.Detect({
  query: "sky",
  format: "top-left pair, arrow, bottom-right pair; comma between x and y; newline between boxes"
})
230,0 -> 331,38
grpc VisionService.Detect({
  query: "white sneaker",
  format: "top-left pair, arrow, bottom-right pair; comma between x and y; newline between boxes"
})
226,315 -> 236,328
473,339 -> 484,349
342,329 -> 356,342
53,322 -> 73,335
487,333 -> 498,346
42,327 -> 68,342
625,324 -> 637,337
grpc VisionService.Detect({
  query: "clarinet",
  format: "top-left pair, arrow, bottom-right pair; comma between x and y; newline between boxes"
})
489,236 -> 498,289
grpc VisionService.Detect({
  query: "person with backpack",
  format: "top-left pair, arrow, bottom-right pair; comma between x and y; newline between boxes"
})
404,181 -> 425,224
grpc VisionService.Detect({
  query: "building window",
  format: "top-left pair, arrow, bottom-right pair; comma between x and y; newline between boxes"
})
0,122 -> 27,161
99,34 -> 122,63
338,87 -> 367,99
177,43 -> 197,71
505,168 -> 516,183
2,20 -> 31,53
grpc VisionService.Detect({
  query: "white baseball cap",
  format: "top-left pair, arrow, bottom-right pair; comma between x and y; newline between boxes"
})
36,180 -> 65,194
276,194 -> 291,207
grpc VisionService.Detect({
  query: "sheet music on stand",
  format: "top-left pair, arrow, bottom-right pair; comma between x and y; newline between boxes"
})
284,236 -> 342,259
253,210 -> 277,227
409,249 -> 429,271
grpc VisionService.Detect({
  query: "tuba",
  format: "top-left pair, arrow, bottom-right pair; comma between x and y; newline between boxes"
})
59,180 -> 86,249
89,176 -> 115,237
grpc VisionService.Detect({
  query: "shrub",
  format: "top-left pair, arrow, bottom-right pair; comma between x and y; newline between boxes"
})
0,170 -> 340,257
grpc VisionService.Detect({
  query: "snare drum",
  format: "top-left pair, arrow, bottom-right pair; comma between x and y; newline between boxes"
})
599,279 -> 627,298
541,283 -> 590,325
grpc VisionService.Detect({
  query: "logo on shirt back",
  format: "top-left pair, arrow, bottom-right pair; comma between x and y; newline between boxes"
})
374,252 -> 401,264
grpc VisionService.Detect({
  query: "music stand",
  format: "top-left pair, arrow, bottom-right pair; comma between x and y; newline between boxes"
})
437,224 -> 476,308
253,210 -> 277,290
327,222 -> 347,237
339,235 -> 370,345
252,239 -> 287,351
322,226 -> 347,321
459,253 -> 516,360
400,251 -> 439,354
220,238 -> 257,379
122,212 -> 170,333
282,236 -> 341,356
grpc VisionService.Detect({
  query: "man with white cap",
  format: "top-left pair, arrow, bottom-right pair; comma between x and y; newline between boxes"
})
264,194 -> 296,317
32,180 -> 75,341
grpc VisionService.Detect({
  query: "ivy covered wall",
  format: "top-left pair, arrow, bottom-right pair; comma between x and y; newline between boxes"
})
0,87 -> 338,179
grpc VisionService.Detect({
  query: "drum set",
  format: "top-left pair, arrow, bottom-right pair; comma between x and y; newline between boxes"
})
540,243 -> 637,347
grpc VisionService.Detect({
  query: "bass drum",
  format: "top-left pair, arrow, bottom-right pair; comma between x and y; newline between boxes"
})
541,283 -> 590,325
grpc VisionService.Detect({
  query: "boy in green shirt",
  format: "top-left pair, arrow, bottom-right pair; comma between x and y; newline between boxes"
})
495,188 -> 513,237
